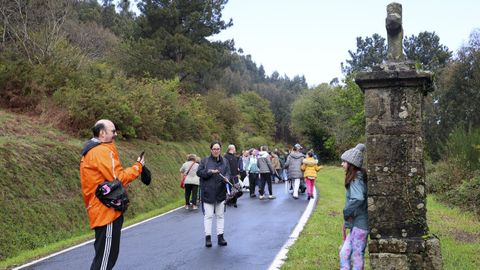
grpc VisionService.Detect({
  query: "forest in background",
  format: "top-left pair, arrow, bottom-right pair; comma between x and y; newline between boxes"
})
0,0 -> 479,240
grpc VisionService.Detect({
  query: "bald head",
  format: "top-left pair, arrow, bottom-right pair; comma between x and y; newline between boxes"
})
92,119 -> 117,143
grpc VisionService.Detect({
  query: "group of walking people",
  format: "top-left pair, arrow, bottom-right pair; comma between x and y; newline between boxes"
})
180,141 -> 368,269
79,117 -> 368,269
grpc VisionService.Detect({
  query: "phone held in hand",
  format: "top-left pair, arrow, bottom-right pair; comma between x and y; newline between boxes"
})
139,151 -> 145,159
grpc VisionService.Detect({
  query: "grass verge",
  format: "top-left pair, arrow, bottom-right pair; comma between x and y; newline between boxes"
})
281,166 -> 480,270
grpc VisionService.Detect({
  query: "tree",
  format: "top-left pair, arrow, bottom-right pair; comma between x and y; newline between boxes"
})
331,76 -> 365,153
404,31 -> 452,72
120,0 -> 233,90
436,29 -> 480,136
235,91 -> 275,140
290,84 -> 337,159
0,0 -> 73,63
342,31 -> 451,75
341,33 -> 387,75
137,0 -> 232,42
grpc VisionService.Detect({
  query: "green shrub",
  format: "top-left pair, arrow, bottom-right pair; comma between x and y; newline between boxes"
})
426,161 -> 468,193
442,176 -> 480,216
0,42 -> 84,111
241,135 -> 269,149
52,63 -> 221,141
53,62 -> 140,137
443,126 -> 480,171
427,127 -> 480,216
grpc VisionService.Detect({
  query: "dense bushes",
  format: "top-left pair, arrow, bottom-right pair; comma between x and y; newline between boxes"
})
426,127 -> 480,216
0,44 -> 82,111
1,54 -> 277,145
50,62 -> 251,142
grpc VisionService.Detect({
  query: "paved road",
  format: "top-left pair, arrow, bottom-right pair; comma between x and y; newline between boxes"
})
20,183 -> 311,270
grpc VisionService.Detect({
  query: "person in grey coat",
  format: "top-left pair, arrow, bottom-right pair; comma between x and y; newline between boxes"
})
283,144 -> 305,199
257,145 -> 276,200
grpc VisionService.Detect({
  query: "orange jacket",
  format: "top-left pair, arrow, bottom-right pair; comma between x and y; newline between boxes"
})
80,141 -> 142,229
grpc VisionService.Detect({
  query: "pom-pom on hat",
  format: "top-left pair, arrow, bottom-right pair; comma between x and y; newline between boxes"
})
340,143 -> 365,168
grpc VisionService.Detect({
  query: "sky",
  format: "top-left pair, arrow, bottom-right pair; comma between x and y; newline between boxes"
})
209,0 -> 480,87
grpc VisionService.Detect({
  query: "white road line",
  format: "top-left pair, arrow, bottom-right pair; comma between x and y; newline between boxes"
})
268,187 -> 317,270
13,206 -> 183,270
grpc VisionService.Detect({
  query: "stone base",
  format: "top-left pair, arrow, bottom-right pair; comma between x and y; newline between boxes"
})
369,237 -> 442,269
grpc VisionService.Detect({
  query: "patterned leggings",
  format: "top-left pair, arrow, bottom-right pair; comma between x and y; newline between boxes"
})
339,227 -> 368,270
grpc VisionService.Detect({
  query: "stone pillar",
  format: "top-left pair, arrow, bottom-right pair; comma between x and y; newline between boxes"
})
354,3 -> 442,270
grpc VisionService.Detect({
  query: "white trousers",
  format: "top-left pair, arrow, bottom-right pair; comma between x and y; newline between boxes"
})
203,200 -> 225,236
293,178 -> 300,197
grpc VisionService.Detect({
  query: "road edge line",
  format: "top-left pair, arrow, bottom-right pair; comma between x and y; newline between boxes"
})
13,206 -> 183,270
267,187 -> 317,270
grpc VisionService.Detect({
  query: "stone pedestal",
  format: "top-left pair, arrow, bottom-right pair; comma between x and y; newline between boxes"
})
355,61 -> 442,269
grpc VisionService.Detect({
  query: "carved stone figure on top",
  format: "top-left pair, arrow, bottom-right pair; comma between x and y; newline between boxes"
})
385,2 -> 405,61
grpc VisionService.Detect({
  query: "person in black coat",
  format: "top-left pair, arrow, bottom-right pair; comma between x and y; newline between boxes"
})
197,141 -> 231,247
223,144 -> 240,207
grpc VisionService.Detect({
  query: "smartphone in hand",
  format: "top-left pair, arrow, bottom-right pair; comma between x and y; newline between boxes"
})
139,151 -> 145,159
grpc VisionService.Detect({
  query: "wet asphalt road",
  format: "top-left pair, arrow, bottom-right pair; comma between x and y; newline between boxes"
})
21,183 -> 310,270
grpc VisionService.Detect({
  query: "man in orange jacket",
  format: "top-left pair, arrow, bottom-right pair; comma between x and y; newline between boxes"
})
80,119 -> 144,270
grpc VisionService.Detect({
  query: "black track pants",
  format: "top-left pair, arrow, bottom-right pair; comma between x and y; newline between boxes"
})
90,215 -> 124,270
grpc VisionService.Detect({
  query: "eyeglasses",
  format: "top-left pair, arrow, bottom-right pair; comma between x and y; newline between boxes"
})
111,129 -> 117,133
211,148 -> 221,151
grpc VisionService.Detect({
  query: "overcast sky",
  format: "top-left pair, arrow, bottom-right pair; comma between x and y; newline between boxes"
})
209,0 -> 480,86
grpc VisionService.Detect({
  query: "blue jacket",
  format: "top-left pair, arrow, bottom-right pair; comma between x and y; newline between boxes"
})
245,156 -> 259,174
197,155 -> 231,204
343,171 -> 368,230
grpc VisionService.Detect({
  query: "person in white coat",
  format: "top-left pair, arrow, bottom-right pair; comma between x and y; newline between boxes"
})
180,154 -> 200,210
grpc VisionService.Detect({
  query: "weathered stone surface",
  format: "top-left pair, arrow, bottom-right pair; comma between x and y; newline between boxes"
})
356,70 -> 433,95
368,238 -> 426,254
407,254 -> 424,269
370,253 -> 409,270
424,237 -> 443,270
365,91 -> 388,119
366,136 -> 424,165
369,238 -> 408,253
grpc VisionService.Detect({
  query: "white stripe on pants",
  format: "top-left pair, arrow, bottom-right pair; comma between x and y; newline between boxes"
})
203,201 -> 225,236
101,223 -> 112,270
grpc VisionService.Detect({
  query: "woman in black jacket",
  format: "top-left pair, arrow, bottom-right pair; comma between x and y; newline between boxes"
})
197,141 -> 231,248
